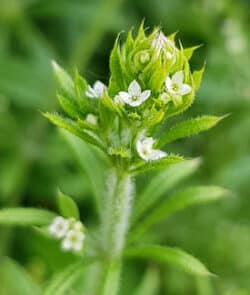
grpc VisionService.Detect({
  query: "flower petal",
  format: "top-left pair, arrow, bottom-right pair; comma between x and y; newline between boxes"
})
73,241 -> 83,252
179,84 -> 192,95
128,80 -> 141,96
62,239 -> 72,251
140,90 -> 151,102
118,91 -> 131,104
165,77 -> 172,90
93,80 -> 106,97
172,71 -> 184,86
149,150 -> 167,161
86,86 -> 96,98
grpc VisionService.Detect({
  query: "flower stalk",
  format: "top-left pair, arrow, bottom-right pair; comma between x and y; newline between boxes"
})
42,23 -> 225,294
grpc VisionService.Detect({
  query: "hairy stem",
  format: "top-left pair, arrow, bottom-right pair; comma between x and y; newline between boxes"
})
98,167 -> 134,294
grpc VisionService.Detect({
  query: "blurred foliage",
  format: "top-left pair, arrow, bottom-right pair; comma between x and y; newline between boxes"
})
0,0 -> 249,294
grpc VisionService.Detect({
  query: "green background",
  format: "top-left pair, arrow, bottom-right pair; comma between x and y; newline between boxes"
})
0,0 -> 249,294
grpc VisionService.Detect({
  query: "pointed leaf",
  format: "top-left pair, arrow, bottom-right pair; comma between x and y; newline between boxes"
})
129,186 -> 229,242
193,64 -> 205,91
125,245 -> 212,277
130,155 -> 184,175
158,115 -> 224,147
109,38 -> 126,95
184,45 -> 202,60
58,190 -> 80,220
133,267 -> 160,295
61,130 -> 106,218
51,60 -> 75,97
0,208 -> 55,226
57,94 -> 79,118
0,257 -> 42,295
43,112 -> 105,150
133,158 -> 201,224
43,259 -> 94,295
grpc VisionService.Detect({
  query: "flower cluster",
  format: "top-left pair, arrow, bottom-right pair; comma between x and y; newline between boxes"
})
48,216 -> 85,253
47,24 -> 204,168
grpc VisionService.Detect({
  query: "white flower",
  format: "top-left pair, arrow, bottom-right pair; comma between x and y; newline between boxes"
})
165,71 -> 192,96
136,134 -> 167,162
152,31 -> 175,59
118,80 -> 151,107
61,230 -> 85,252
85,113 -> 98,125
48,216 -> 69,239
73,221 -> 84,231
86,81 -> 106,98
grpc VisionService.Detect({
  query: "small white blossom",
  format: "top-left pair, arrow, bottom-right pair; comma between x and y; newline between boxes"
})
86,113 -> 98,125
73,221 -> 84,231
165,71 -> 192,96
86,81 -> 106,99
48,216 -> 69,239
152,31 -> 175,59
136,134 -> 167,162
118,80 -> 151,107
62,230 -> 85,252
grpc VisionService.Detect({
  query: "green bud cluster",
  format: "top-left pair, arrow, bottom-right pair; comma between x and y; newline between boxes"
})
44,23 -> 218,173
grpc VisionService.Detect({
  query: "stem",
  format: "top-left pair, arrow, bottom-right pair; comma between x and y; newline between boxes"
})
98,167 -> 135,294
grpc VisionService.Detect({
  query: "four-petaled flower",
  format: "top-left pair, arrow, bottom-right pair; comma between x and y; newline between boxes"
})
48,216 -> 69,239
86,80 -> 106,99
118,80 -> 151,107
136,134 -> 167,161
165,71 -> 192,96
62,230 -> 85,252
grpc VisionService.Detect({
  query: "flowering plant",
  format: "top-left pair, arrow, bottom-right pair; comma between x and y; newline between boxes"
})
0,24 -> 229,294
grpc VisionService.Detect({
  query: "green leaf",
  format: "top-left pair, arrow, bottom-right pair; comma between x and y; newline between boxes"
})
58,190 -> 80,220
0,208 -> 56,226
43,112 -> 106,150
193,64 -> 205,91
0,257 -> 42,295
109,37 -> 126,95
61,130 -> 106,218
158,115 -> 224,147
43,259 -> 94,295
132,158 -> 201,224
102,261 -> 121,295
130,155 -> 184,175
51,60 -> 75,97
57,94 -> 79,118
132,267 -> 160,295
184,45 -> 202,60
129,186 -> 229,242
125,245 -> 212,277
196,277 -> 213,295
